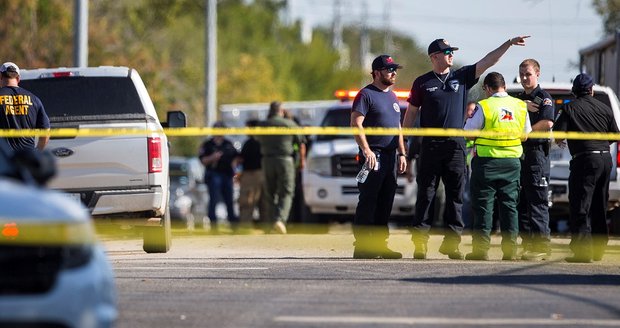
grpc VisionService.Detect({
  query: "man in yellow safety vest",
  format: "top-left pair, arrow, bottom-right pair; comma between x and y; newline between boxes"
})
463,72 -> 531,260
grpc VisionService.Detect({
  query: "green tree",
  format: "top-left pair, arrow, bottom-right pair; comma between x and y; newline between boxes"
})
0,0 -> 429,156
0,0 -> 73,67
593,0 -> 620,34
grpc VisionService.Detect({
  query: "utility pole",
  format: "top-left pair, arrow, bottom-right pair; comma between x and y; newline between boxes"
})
73,0 -> 88,67
332,0 -> 349,69
332,0 -> 343,50
383,1 -> 393,54
360,0 -> 370,68
205,0 -> 218,127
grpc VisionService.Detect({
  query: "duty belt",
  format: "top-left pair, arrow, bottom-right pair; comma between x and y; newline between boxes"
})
572,150 -> 610,159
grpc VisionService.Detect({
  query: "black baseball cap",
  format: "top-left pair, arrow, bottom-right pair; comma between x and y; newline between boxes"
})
572,73 -> 594,95
371,55 -> 403,71
427,39 -> 459,55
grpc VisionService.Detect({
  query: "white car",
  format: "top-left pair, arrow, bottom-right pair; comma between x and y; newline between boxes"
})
506,83 -> 620,232
0,142 -> 117,327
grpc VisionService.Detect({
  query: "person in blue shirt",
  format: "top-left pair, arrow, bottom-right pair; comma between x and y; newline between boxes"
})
0,62 -> 50,151
403,36 -> 529,260
350,55 -> 408,259
199,121 -> 240,234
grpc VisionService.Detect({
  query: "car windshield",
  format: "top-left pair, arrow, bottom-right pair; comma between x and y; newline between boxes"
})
317,106 -> 351,141
317,103 -> 407,141
19,77 -> 146,121
506,89 -> 612,117
321,108 -> 351,127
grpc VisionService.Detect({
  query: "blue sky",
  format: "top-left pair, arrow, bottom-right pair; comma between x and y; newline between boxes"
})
287,0 -> 604,83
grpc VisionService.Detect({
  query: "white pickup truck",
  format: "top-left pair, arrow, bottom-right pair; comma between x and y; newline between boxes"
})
20,66 -> 186,253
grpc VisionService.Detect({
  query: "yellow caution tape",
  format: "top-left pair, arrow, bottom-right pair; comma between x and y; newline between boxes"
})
0,220 -> 95,246
0,127 -> 620,141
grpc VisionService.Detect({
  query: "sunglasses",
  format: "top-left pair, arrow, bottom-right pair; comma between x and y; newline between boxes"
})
442,49 -> 454,56
381,67 -> 398,73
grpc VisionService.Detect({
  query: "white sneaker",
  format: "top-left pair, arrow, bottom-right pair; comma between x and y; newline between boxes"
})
273,221 -> 287,234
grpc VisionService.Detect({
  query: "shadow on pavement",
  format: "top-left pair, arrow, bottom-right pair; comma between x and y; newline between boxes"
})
403,274 -> 620,286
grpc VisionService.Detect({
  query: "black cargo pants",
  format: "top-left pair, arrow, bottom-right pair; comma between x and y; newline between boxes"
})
353,149 -> 397,246
411,139 -> 466,247
518,144 -> 551,248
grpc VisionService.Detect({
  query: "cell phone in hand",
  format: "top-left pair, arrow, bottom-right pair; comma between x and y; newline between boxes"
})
533,96 -> 543,105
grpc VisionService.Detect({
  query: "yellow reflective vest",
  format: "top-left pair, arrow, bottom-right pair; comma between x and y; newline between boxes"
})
475,96 -> 527,158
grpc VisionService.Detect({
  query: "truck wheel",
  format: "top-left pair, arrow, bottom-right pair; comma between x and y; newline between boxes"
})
143,208 -> 172,253
301,205 -> 330,234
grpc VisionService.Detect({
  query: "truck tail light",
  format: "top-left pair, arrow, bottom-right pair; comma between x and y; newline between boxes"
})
148,137 -> 163,173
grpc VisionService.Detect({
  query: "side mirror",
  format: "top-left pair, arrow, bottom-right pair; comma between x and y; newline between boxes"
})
163,111 -> 187,128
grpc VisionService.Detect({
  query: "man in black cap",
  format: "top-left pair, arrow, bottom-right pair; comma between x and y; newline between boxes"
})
403,36 -> 529,260
554,73 -> 619,263
350,54 -> 407,259
0,62 -> 50,151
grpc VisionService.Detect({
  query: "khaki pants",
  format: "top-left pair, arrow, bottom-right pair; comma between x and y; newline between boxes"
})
238,169 -> 264,224
262,156 -> 295,223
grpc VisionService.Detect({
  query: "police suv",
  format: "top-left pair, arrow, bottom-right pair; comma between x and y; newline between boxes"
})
302,90 -> 416,224
506,83 -> 620,233
19,67 -> 186,253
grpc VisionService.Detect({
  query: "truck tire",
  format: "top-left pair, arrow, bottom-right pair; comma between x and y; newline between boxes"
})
143,208 -> 172,253
300,205 -> 330,234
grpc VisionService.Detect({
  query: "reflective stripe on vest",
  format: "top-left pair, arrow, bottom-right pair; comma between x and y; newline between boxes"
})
475,96 -> 527,158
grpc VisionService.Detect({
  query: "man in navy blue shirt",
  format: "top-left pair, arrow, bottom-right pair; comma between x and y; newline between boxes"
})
199,122 -> 240,233
516,59 -> 555,261
0,62 -> 50,151
351,55 -> 408,259
403,36 -> 529,260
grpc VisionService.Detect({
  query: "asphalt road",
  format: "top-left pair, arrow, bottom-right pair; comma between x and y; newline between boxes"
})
104,226 -> 620,328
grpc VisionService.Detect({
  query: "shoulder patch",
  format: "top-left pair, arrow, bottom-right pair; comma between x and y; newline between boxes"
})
543,98 -> 552,106
393,103 -> 400,113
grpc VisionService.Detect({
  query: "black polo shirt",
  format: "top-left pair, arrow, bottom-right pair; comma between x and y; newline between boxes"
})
198,138 -> 239,176
554,95 -> 619,156
240,137 -> 261,171
352,84 -> 401,150
407,65 -> 478,139
516,85 -> 554,146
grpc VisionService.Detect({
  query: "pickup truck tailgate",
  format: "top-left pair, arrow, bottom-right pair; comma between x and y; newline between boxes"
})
47,126 -> 149,191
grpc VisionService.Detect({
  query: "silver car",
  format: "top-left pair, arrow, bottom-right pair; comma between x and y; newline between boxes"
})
0,142 -> 117,328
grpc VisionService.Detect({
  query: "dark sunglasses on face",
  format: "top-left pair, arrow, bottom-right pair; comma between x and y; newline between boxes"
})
382,67 -> 397,73
443,49 -> 454,56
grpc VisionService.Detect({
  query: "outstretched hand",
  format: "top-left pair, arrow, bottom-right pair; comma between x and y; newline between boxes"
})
509,35 -> 530,46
